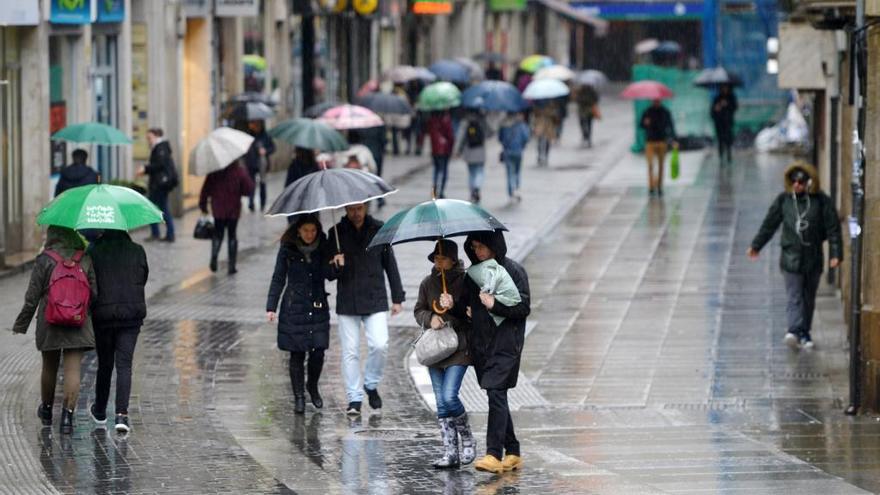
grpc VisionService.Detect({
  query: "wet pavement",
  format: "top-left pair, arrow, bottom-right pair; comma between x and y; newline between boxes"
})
2,96 -> 879,494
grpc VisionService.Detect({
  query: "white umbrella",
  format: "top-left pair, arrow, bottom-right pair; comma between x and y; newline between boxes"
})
634,38 -> 660,55
575,69 -> 608,88
335,144 -> 377,174
523,79 -> 570,100
189,127 -> 255,176
534,65 -> 576,82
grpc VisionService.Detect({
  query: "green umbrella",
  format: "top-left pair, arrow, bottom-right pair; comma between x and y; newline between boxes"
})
417,82 -> 462,111
243,54 -> 267,71
51,122 -> 133,146
268,118 -> 349,151
368,198 -> 507,248
37,184 -> 163,231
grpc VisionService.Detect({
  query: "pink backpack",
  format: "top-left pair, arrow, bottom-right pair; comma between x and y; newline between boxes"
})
43,249 -> 91,327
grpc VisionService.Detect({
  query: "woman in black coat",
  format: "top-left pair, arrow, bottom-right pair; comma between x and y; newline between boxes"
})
266,215 -> 342,414
440,230 -> 530,474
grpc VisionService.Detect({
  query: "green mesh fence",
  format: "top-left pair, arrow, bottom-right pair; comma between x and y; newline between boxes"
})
631,64 -> 711,152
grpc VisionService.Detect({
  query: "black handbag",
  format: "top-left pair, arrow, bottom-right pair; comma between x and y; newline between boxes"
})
194,216 -> 215,240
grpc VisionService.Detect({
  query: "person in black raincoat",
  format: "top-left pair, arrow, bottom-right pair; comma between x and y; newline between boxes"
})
748,161 -> 842,349
711,84 -> 738,164
244,120 -> 276,212
55,149 -> 98,197
440,230 -> 529,475
266,214 -> 343,414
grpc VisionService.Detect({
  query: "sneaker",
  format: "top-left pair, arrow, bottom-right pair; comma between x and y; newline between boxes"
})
114,414 -> 131,433
364,386 -> 382,410
800,335 -> 815,350
89,403 -> 107,427
346,402 -> 362,416
37,403 -> 52,427
783,332 -> 800,350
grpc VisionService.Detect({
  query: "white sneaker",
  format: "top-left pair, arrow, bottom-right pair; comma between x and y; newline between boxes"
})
783,332 -> 800,350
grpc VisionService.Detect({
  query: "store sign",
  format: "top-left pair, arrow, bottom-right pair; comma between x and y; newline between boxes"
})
183,0 -> 211,17
50,0 -> 96,25
0,0 -> 40,25
215,0 -> 259,17
353,0 -> 378,15
96,0 -> 124,23
412,0 -> 451,14
488,0 -> 525,11
572,1 -> 703,20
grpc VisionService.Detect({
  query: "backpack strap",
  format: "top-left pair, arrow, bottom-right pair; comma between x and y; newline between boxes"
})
43,249 -> 63,263
70,250 -> 84,263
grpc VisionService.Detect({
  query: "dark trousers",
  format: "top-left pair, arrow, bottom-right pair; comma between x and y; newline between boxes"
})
214,218 -> 239,244
783,271 -> 822,338
432,155 -> 450,198
486,389 -> 519,459
715,124 -> 733,163
149,190 -> 175,239
94,325 -> 141,415
579,116 -> 594,143
247,167 -> 267,211
289,349 -> 325,395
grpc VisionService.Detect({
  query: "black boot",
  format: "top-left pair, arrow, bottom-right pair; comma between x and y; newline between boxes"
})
209,238 -> 222,272
227,240 -> 238,275
60,408 -> 74,435
37,403 -> 52,427
290,356 -> 306,414
307,351 -> 324,409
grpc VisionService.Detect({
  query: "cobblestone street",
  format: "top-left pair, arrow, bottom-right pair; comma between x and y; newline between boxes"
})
2,98 -> 878,494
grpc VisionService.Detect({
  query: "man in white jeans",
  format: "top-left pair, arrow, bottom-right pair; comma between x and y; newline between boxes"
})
333,204 -> 405,415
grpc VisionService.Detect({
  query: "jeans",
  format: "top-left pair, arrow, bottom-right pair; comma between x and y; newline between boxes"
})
579,116 -> 594,143
504,153 -> 523,197
783,271 -> 822,338
149,190 -> 175,239
338,312 -> 388,403
247,167 -> 267,211
428,365 -> 467,418
94,325 -> 140,415
432,155 -> 450,197
467,162 -> 485,194
486,389 -> 519,459
537,138 -> 550,166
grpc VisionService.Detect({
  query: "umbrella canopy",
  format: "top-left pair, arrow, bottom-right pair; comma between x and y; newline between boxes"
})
356,79 -> 380,98
368,198 -> 507,248
266,168 -> 396,217
189,127 -> 255,176
269,118 -> 349,151
228,101 -> 275,121
243,54 -> 267,70
428,60 -> 471,84
37,184 -> 164,231
522,79 -> 570,100
519,55 -> 554,73
472,51 -> 507,63
634,39 -> 660,55
230,92 -> 275,105
694,67 -> 743,87
620,80 -> 674,100
574,70 -> 608,88
462,81 -> 528,112
386,65 -> 436,84
534,65 -> 576,82
319,104 -> 384,130
303,101 -> 339,118
356,92 -> 413,115
454,57 -> 485,81
52,122 -> 133,146
417,82 -> 462,111
335,144 -> 377,172
652,41 -> 682,55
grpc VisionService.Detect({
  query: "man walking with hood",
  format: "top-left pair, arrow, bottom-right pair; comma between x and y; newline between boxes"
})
440,230 -> 530,474
748,161 -> 842,349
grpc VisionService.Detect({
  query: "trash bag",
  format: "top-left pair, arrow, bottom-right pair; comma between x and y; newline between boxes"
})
194,216 -> 215,240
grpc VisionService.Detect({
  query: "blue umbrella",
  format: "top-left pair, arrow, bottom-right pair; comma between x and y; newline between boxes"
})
462,81 -> 528,112
428,60 -> 470,84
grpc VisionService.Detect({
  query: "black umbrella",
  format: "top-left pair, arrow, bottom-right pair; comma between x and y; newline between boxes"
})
303,101 -> 339,118
694,67 -> 743,87
228,101 -> 275,121
266,168 -> 397,250
473,51 -> 507,63
356,93 -> 413,115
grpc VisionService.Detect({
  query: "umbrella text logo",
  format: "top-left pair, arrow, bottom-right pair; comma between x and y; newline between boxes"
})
85,205 -> 116,224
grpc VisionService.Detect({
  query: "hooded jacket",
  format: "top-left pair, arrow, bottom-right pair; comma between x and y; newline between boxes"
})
145,141 -> 177,196
414,262 -> 471,369
13,226 -> 97,351
54,163 -> 98,197
333,215 -> 405,315
88,231 -> 149,328
449,231 -> 530,390
266,226 -> 339,352
751,162 -> 843,274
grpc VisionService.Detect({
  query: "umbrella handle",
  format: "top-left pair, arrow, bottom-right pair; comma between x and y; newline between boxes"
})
432,300 -> 449,315
331,209 -> 341,253
432,239 -> 449,314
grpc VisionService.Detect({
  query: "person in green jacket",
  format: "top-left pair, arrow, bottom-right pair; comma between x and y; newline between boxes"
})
747,162 -> 842,350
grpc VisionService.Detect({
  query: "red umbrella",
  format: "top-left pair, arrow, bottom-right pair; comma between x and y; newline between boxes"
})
356,79 -> 379,98
620,80 -> 674,100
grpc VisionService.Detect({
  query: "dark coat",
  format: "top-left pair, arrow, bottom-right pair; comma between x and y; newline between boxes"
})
711,92 -> 738,131
145,141 -> 177,196
285,157 -> 320,187
243,130 -> 276,174
54,164 -> 98,197
640,105 -> 676,142
414,264 -> 471,369
751,163 -> 843,274
12,227 -> 97,351
199,163 -> 255,220
87,231 -> 148,329
427,114 -> 454,157
333,216 -> 405,315
350,125 -> 387,175
450,231 -> 530,390
266,233 -> 338,352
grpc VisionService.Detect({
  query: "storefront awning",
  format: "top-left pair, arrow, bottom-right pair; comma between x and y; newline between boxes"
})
533,0 -> 608,33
